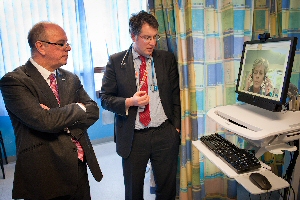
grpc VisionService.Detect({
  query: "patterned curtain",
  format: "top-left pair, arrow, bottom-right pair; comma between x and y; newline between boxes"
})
150,0 -> 253,199
149,0 -> 300,199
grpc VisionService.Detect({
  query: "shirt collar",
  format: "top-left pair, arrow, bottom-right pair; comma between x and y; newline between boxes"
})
30,58 -> 54,81
132,47 -> 152,61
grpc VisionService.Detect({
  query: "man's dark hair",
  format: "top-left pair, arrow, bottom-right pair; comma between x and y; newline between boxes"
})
129,10 -> 159,36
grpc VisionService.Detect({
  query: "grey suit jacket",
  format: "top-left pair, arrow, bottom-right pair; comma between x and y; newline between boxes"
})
0,60 -> 102,199
100,48 -> 181,158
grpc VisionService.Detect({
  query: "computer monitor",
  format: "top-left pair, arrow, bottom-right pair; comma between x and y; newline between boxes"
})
236,37 -> 297,112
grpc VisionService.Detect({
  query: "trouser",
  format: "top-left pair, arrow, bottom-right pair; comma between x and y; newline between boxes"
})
25,159 -> 91,200
122,120 -> 180,200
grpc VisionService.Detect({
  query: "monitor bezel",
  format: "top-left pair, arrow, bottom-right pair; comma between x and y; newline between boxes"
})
236,37 -> 298,112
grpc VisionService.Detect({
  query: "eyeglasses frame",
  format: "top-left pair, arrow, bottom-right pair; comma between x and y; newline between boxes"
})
139,35 -> 161,43
40,40 -> 71,48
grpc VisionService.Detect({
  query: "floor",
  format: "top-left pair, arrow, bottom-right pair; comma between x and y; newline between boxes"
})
0,141 -> 156,200
1,141 -> 299,200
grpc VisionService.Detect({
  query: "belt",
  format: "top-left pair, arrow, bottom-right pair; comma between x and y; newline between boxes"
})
134,120 -> 169,133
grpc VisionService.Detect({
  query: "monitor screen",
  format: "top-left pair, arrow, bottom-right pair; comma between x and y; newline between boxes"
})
236,37 -> 297,112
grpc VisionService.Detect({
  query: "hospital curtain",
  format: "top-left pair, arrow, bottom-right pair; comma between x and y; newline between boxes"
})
151,0 -> 300,199
175,1 -> 254,199
150,0 -> 253,199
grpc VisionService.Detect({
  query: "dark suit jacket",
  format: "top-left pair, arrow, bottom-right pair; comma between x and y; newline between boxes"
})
0,60 -> 102,199
100,48 -> 181,158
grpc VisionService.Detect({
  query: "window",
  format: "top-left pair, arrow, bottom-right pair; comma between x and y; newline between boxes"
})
83,0 -> 147,92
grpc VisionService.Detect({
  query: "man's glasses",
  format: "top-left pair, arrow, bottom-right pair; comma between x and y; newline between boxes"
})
40,41 -> 71,48
139,35 -> 161,43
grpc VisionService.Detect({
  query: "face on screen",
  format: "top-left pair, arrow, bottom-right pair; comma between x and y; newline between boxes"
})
243,57 -> 271,96
239,40 -> 293,101
252,65 -> 265,93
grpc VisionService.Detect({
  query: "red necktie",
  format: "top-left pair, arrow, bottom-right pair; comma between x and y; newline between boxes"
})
74,141 -> 84,162
49,73 -> 84,161
49,73 -> 60,104
139,56 -> 151,126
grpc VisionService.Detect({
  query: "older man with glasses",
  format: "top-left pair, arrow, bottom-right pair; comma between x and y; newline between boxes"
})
0,21 -> 102,200
100,10 -> 181,200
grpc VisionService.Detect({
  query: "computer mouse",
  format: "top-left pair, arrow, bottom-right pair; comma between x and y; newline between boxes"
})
249,173 -> 272,190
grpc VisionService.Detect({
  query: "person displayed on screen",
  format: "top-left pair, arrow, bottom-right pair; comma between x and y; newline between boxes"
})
0,21 -> 103,200
100,10 -> 181,200
244,57 -> 273,96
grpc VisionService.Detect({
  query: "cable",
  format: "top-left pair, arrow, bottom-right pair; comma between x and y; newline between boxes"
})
282,140 -> 299,200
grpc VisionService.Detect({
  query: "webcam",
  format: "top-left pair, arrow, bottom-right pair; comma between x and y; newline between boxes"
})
258,33 -> 271,42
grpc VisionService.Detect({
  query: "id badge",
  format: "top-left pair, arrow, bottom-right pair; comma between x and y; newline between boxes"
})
151,85 -> 158,92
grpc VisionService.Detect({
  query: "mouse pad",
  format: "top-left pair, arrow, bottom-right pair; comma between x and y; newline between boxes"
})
234,170 -> 289,195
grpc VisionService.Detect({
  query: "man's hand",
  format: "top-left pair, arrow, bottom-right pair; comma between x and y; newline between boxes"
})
40,104 -> 50,110
126,91 -> 150,108
76,103 -> 86,111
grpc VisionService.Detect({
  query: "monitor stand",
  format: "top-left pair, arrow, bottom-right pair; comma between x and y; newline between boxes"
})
207,103 -> 300,157
192,103 -> 300,195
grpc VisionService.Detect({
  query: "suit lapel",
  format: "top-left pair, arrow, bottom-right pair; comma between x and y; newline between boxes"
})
123,50 -> 137,94
24,61 -> 60,107
152,51 -> 164,89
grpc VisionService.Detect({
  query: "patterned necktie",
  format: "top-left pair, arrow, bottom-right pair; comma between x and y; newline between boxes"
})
49,73 -> 84,161
73,139 -> 84,162
49,73 -> 60,104
139,56 -> 151,126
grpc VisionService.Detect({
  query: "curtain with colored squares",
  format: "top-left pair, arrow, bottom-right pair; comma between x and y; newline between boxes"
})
150,0 -> 254,199
151,0 -> 300,199
148,0 -> 178,54
149,0 -> 300,199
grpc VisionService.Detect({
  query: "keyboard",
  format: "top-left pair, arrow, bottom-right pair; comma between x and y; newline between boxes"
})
200,133 -> 261,174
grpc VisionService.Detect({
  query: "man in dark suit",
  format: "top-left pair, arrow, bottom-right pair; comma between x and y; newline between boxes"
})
100,11 -> 181,200
0,22 -> 102,200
